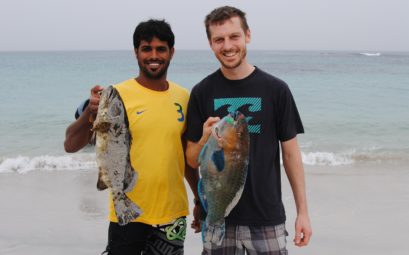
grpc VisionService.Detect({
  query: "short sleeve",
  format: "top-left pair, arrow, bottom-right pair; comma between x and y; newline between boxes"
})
184,86 -> 205,142
278,85 -> 304,141
74,99 -> 90,119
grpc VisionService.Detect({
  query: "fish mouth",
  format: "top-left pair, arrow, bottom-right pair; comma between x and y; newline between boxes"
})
230,111 -> 245,122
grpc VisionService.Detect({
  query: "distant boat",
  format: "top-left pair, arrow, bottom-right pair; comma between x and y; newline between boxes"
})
359,52 -> 381,56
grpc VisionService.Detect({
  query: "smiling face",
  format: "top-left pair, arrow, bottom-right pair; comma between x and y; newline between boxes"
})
135,37 -> 174,80
208,17 -> 250,71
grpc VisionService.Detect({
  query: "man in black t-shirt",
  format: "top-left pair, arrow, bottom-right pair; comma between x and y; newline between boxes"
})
185,6 -> 312,254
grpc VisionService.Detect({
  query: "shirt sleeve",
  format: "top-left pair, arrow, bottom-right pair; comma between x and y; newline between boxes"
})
184,86 -> 205,143
278,84 -> 304,141
74,99 -> 90,119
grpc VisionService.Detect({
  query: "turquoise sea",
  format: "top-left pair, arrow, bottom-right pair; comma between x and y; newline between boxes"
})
1,50 -> 408,173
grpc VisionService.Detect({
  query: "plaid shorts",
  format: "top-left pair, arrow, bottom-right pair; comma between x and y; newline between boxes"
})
202,223 -> 288,255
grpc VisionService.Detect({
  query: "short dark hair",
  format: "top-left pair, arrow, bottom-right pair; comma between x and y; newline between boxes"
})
205,6 -> 249,39
133,19 -> 175,49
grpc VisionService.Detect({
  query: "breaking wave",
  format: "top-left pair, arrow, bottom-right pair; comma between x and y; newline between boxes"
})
301,148 -> 409,166
302,152 -> 353,166
0,154 -> 96,174
1,149 -> 408,173
359,52 -> 381,56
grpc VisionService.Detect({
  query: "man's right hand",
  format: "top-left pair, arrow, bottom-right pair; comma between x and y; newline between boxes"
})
200,117 -> 220,145
64,85 -> 104,153
186,117 -> 220,168
89,85 -> 104,114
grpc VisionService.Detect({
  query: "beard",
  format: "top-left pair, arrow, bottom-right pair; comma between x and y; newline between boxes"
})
137,59 -> 170,80
216,47 -> 247,70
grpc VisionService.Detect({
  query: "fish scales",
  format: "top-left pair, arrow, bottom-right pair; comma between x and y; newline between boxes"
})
93,86 -> 142,225
199,111 -> 249,245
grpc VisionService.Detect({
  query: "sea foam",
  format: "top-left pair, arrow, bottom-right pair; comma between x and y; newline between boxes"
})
359,52 -> 381,56
0,154 -> 96,173
0,148 -> 407,174
301,152 -> 354,166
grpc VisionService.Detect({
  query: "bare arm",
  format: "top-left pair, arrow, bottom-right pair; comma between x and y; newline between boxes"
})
184,163 -> 203,233
184,163 -> 200,202
64,85 -> 104,153
185,117 -> 220,168
281,136 -> 312,247
64,107 -> 94,152
183,137 -> 205,233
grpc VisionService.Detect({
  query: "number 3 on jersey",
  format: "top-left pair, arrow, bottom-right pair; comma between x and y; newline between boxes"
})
174,103 -> 184,122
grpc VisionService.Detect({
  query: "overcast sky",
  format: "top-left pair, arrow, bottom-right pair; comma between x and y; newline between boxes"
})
1,0 -> 408,52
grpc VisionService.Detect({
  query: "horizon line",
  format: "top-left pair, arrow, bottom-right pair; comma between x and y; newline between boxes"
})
1,48 -> 408,53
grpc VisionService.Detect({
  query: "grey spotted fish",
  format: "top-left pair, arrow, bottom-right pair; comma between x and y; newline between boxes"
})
198,111 -> 250,245
93,85 -> 142,225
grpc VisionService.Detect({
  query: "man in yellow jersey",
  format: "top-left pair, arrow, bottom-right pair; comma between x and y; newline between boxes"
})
64,19 -> 202,255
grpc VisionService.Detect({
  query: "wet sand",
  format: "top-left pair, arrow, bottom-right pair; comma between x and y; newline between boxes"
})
1,164 -> 408,254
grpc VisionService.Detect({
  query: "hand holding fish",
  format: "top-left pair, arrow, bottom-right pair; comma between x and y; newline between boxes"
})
186,117 -> 222,168
63,85 -> 103,152
88,85 -> 104,121
200,117 -> 221,145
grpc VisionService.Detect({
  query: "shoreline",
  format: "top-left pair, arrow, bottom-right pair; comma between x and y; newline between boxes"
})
285,165 -> 409,254
1,165 -> 408,254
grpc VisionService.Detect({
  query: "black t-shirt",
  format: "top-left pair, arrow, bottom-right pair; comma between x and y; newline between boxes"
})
185,67 -> 304,226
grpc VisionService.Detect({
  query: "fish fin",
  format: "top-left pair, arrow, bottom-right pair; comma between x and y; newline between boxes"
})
96,167 -> 108,191
224,168 -> 247,217
198,143 -> 208,165
123,166 -> 138,193
201,220 -> 206,242
108,91 -> 126,137
92,121 -> 111,133
203,221 -> 225,246
113,192 -> 142,226
224,184 -> 245,217
211,149 -> 225,172
198,179 -> 208,213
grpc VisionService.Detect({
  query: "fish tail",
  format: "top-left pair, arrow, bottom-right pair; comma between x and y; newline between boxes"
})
123,166 -> 138,193
197,179 -> 208,213
113,192 -> 142,226
203,221 -> 225,246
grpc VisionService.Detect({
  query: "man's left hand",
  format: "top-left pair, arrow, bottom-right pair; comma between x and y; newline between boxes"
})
294,214 -> 312,247
191,203 -> 206,233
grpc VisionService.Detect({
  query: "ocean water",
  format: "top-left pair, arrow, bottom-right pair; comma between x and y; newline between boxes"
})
1,50 -> 408,173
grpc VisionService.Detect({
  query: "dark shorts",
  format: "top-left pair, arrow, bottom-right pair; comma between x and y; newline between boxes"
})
102,217 -> 186,255
202,223 -> 288,255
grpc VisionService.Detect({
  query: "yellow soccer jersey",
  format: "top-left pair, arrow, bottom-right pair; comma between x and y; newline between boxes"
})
109,78 -> 189,225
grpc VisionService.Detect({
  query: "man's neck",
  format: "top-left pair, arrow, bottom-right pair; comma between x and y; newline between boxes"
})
220,61 -> 255,80
135,76 -> 169,91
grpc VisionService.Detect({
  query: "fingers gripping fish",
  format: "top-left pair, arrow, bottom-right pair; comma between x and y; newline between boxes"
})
198,111 -> 250,245
93,86 -> 142,225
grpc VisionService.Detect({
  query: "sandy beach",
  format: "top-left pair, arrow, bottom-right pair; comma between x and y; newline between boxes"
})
1,164 -> 408,255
